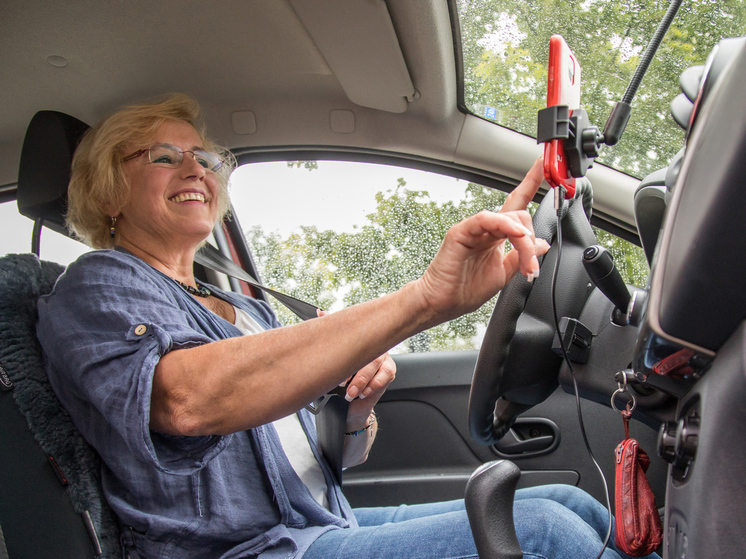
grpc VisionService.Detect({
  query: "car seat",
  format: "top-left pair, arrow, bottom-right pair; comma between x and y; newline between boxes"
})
0,111 -> 121,558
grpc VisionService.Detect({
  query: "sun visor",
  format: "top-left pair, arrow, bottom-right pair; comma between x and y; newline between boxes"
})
290,0 -> 416,113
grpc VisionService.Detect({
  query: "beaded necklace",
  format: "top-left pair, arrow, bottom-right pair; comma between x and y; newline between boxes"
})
176,280 -> 211,298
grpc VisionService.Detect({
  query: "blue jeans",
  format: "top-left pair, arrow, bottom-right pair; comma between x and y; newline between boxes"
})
304,484 -> 661,559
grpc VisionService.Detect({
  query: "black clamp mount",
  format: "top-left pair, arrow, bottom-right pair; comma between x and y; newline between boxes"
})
537,105 -> 604,179
537,99 -> 634,180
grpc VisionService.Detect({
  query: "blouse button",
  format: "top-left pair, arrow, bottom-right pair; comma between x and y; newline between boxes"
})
134,324 -> 147,336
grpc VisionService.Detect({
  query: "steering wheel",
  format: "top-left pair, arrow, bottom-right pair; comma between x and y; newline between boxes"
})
469,181 -> 597,446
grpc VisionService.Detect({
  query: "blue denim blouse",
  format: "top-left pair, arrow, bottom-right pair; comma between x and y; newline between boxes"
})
36,249 -> 356,558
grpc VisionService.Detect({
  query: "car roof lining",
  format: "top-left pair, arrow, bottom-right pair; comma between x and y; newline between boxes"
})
0,0 -> 458,184
1,0 -> 640,236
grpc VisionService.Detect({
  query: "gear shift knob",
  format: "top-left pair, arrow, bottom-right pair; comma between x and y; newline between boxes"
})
465,460 -> 523,559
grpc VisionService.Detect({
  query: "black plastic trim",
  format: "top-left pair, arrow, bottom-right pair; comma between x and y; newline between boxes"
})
448,0 -> 468,116
0,184 -> 17,205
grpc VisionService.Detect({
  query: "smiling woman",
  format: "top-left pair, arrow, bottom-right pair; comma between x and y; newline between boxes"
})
3,0 -> 746,556
114,121 -> 226,263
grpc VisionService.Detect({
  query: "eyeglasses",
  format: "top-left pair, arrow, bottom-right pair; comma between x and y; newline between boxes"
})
123,143 -> 224,172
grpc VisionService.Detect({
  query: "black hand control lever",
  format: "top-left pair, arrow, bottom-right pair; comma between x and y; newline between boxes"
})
582,245 -> 631,324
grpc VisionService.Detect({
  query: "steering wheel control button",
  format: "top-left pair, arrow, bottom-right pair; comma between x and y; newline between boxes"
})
583,246 -> 600,260
658,421 -> 678,464
659,405 -> 700,482
134,324 -> 148,336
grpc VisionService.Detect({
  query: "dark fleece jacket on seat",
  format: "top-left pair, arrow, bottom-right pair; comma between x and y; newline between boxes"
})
0,253 -> 120,557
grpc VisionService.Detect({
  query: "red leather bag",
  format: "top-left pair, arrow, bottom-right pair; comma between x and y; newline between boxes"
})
614,436 -> 662,556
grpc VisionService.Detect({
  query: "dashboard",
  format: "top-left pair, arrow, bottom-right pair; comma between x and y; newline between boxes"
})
633,37 -> 746,558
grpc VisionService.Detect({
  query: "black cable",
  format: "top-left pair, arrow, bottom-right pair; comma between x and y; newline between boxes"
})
551,191 -> 613,559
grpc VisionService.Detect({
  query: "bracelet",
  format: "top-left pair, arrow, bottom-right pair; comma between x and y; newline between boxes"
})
345,413 -> 377,436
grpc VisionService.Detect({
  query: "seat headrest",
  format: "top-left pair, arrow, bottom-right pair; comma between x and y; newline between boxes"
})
17,111 -> 90,235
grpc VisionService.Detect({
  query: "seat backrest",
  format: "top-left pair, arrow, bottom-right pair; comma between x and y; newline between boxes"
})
0,111 -> 121,557
0,253 -> 121,557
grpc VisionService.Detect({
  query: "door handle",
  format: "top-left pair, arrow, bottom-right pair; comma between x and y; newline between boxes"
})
490,418 -> 560,458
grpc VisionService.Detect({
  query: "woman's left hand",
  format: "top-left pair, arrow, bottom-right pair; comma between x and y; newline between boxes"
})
339,352 -> 394,467
344,352 -> 396,418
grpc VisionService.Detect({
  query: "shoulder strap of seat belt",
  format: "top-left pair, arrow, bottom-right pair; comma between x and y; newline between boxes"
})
195,243 -> 319,321
194,243 -> 347,482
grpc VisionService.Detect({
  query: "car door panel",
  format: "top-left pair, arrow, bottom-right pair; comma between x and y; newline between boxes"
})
343,350 -> 667,509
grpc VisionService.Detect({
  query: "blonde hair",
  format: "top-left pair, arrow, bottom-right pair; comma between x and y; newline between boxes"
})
66,93 -> 235,248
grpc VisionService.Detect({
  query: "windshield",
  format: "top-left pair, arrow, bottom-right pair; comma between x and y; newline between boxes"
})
457,0 -> 746,178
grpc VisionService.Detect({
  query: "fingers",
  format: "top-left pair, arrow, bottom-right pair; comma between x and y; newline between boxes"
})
345,353 -> 396,402
465,210 -> 542,279
500,156 -> 545,213
506,211 -> 541,280
492,157 -> 551,280
502,235 -> 551,282
462,210 -> 534,246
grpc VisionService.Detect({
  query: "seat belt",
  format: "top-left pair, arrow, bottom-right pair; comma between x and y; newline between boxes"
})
195,243 -> 319,321
194,243 -> 348,482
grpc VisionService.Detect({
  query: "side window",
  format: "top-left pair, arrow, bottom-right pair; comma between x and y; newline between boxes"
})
0,202 -> 90,265
229,161 -> 648,353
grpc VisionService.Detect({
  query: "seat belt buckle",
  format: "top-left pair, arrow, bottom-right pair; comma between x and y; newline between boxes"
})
305,383 -> 349,414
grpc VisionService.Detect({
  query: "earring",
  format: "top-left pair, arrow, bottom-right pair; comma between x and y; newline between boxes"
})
110,216 -> 117,239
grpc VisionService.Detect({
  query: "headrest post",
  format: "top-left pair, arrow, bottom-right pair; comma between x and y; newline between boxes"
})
31,219 -> 43,257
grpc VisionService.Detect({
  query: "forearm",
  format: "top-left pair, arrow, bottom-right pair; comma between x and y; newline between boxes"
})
151,281 -> 435,436
342,411 -> 378,468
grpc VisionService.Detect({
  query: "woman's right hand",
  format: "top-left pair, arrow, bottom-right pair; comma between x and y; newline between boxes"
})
414,157 -> 550,323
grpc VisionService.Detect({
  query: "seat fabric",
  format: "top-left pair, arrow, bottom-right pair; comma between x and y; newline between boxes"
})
0,253 -> 121,557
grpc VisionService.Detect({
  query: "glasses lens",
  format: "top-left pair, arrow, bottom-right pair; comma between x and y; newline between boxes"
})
148,145 -> 182,167
194,150 -> 224,172
146,144 -> 223,172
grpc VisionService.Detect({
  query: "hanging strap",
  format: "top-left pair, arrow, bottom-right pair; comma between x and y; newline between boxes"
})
194,243 -> 348,482
195,243 -> 320,321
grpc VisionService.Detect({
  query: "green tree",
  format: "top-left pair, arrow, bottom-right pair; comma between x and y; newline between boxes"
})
247,180 -> 508,351
458,0 -> 746,178
287,161 -> 319,171
246,174 -> 647,352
